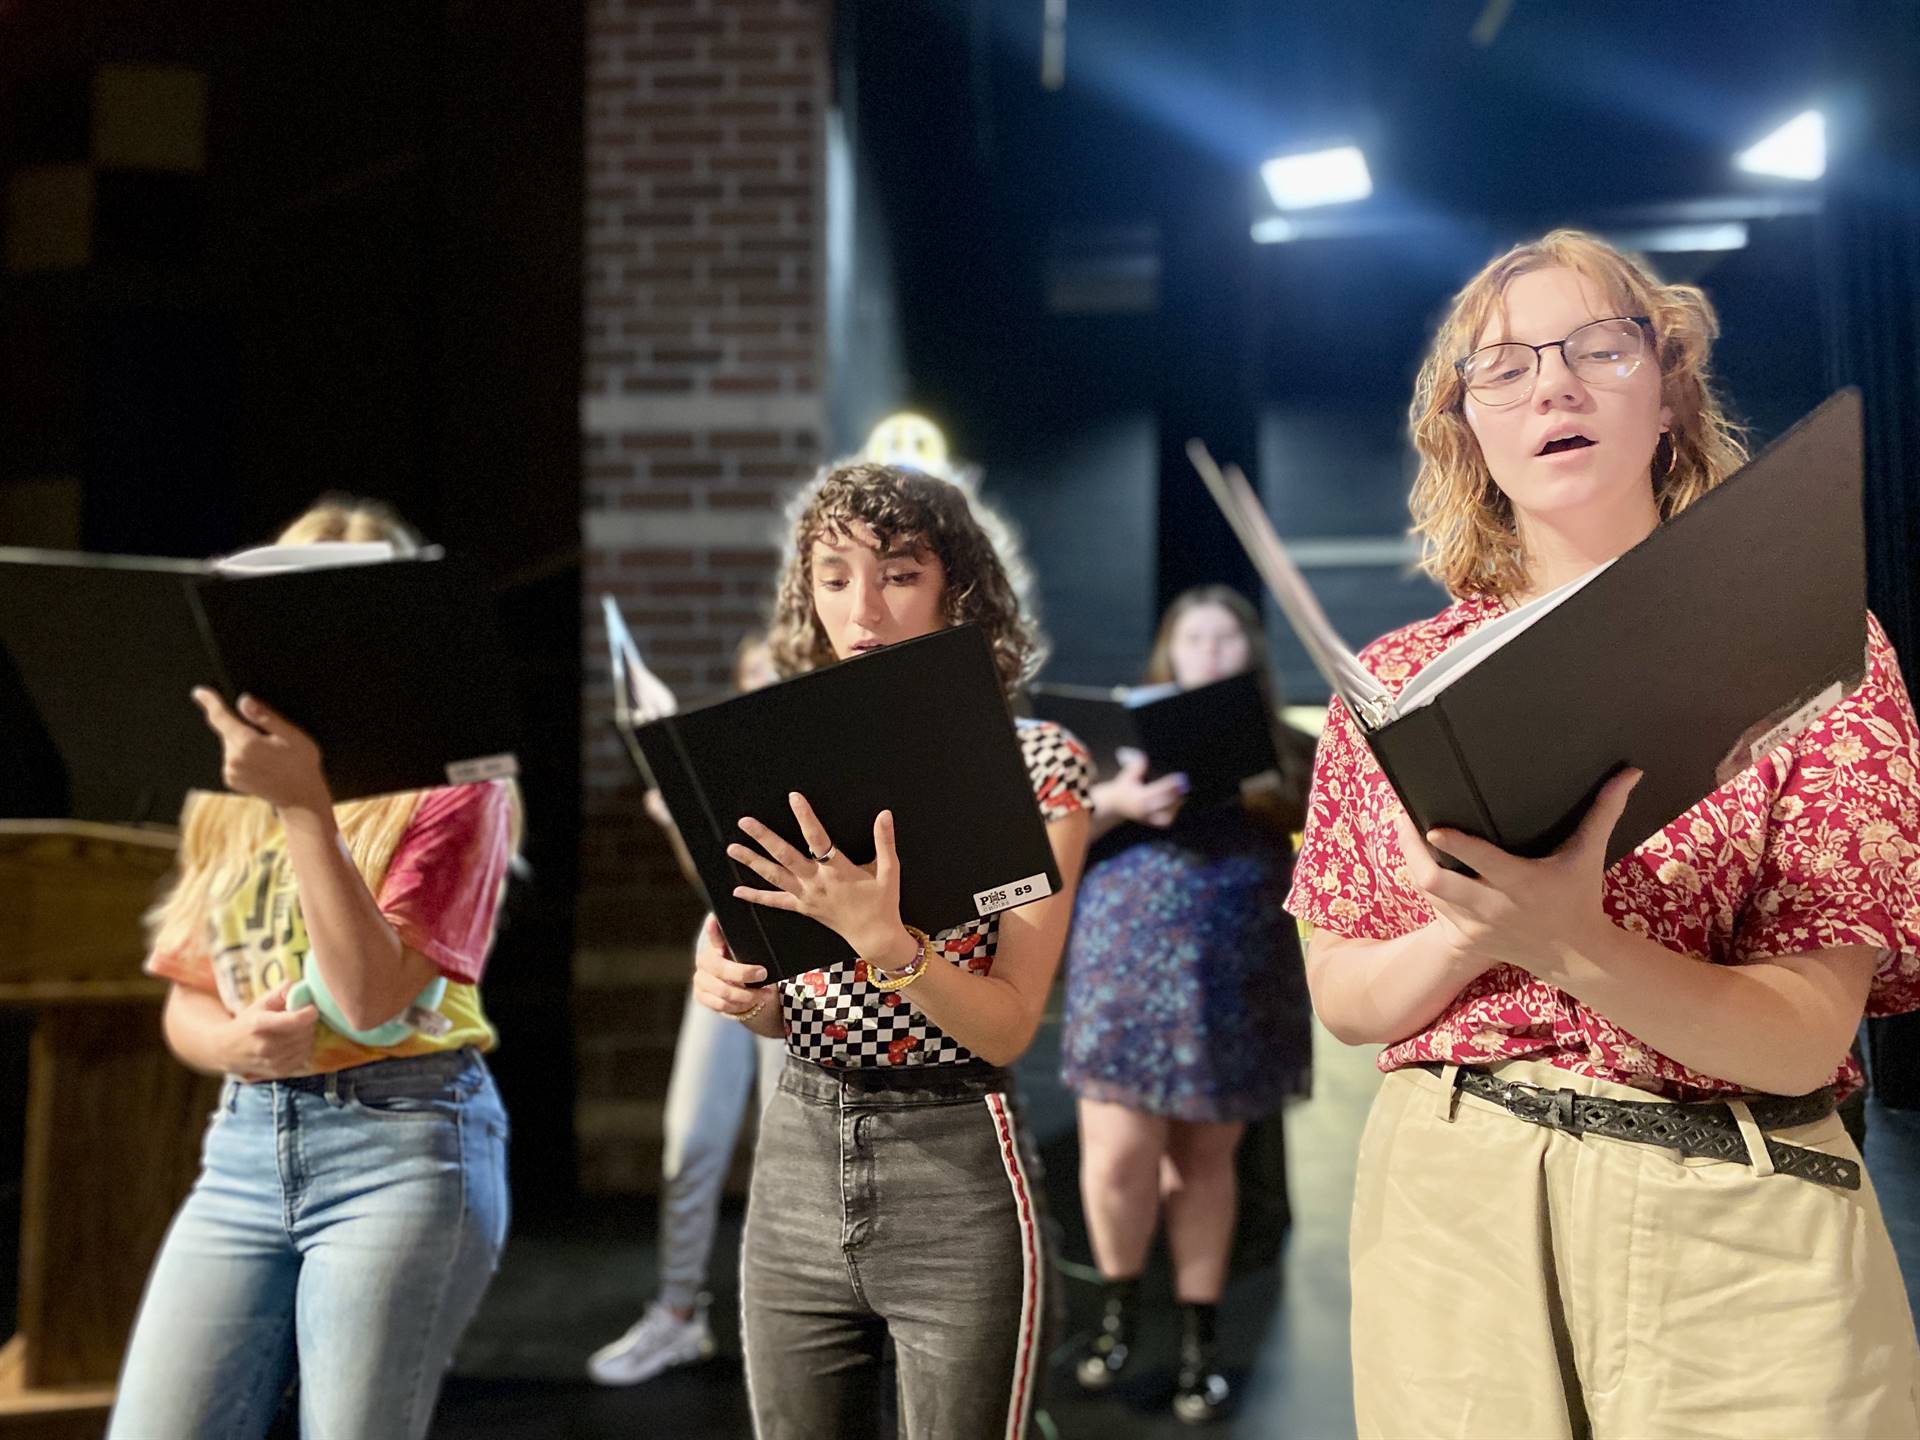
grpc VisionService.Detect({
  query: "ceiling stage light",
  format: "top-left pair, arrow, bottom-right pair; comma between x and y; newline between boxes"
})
1259,146 -> 1373,210
1736,110 -> 1825,181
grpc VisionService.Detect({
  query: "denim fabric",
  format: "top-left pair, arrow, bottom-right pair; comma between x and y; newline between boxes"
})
108,1048 -> 509,1440
658,989 -> 785,1310
741,1056 -> 1055,1440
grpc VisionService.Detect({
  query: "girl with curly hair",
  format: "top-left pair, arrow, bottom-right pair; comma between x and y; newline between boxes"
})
1290,229 -> 1920,1437
692,463 -> 1093,1439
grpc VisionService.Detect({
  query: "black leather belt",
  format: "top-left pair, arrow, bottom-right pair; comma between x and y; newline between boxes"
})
1415,1063 -> 1860,1191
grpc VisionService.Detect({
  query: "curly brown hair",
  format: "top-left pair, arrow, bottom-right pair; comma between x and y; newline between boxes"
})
767,463 -> 1044,693
1408,229 -> 1749,600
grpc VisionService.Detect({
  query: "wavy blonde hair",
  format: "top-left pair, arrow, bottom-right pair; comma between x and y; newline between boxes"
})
1408,229 -> 1749,600
146,497 -> 522,959
277,494 -> 424,551
767,463 -> 1045,694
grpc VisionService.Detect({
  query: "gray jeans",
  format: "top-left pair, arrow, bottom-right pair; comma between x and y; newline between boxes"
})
742,1056 -> 1055,1440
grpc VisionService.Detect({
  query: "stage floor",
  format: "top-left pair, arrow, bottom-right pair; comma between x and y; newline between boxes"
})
434,1022 -> 1920,1439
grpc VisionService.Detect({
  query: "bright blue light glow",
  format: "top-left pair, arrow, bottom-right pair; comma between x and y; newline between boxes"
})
1260,146 -> 1373,209
1736,110 -> 1824,181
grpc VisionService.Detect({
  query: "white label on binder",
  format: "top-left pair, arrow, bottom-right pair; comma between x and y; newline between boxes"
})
974,873 -> 1053,917
447,753 -> 520,784
1748,682 -> 1845,767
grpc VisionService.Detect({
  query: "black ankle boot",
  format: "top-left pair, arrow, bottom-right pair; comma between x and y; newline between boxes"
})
1073,1275 -> 1139,1391
1172,1302 -> 1229,1424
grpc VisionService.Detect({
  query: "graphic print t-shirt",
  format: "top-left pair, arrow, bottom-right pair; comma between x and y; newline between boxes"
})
147,781 -> 515,1076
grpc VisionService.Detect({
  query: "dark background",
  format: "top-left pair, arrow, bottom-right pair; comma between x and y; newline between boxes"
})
827,0 -> 1872,698
0,0 -> 585,1336
4,0 -> 1919,1357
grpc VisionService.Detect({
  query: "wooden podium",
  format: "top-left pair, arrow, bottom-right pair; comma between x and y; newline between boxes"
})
0,822 -> 215,1438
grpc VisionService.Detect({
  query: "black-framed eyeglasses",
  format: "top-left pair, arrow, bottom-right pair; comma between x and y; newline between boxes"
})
1455,316 -> 1653,403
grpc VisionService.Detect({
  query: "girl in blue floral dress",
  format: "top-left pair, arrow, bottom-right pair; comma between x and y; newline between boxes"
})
1060,585 -> 1314,1424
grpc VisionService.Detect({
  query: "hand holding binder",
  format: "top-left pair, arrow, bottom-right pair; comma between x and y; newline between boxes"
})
602,594 -> 679,726
1103,750 -> 1189,829
1391,766 -> 1642,963
0,545 -> 520,819
601,594 -> 679,787
1029,671 -> 1282,809
190,688 -> 333,814
631,625 -> 1065,981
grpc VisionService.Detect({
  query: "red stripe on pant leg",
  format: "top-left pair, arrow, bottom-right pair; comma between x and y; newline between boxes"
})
987,1093 -> 1040,1440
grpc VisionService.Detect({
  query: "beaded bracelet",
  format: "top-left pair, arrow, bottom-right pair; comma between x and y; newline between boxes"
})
869,924 -> 936,993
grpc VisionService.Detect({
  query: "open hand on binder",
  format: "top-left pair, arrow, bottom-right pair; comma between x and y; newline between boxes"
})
727,792 -> 911,966
629,625 -> 1065,980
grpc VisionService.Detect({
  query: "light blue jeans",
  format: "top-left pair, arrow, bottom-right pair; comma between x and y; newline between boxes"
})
658,989 -> 784,1311
108,1048 -> 510,1440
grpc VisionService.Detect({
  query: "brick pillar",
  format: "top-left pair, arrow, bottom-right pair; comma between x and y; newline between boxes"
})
577,0 -> 829,1193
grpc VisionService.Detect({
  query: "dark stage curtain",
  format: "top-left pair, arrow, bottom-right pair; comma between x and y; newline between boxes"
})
1820,3 -> 1920,1105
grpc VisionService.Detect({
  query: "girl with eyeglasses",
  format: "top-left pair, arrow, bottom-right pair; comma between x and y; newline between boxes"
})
1290,230 -> 1920,1437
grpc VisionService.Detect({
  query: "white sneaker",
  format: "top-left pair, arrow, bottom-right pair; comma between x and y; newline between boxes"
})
586,1300 -> 717,1386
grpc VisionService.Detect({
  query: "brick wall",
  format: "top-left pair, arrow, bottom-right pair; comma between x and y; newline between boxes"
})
577,0 -> 829,1192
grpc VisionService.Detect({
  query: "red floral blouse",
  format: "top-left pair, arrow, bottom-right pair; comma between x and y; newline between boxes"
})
1285,596 -> 1920,1100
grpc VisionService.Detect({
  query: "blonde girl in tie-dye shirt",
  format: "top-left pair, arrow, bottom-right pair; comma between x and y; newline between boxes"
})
109,498 -> 522,1440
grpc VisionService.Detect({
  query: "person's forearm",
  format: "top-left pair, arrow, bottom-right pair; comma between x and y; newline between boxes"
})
1532,922 -> 1868,1096
897,815 -> 1084,1064
848,906 -> 1066,1068
279,804 -> 426,1030
1313,913 -> 1868,1094
888,946 -> 1042,1067
1307,922 -> 1488,1047
737,984 -> 786,1038
162,985 -> 237,1075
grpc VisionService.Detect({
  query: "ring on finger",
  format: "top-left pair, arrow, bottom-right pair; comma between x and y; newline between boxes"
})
809,845 -> 836,864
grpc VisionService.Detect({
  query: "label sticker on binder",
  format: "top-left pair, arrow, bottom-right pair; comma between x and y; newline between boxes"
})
446,754 -> 520,784
973,873 -> 1053,917
1747,682 -> 1845,767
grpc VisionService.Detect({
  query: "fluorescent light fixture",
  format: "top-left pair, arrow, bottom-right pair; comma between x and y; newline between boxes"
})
1605,221 -> 1749,253
1260,145 -> 1372,209
1736,110 -> 1824,181
1250,216 -> 1299,244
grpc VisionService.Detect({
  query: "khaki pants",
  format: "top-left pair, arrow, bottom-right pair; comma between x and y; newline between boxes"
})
1350,1060 -> 1920,1440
